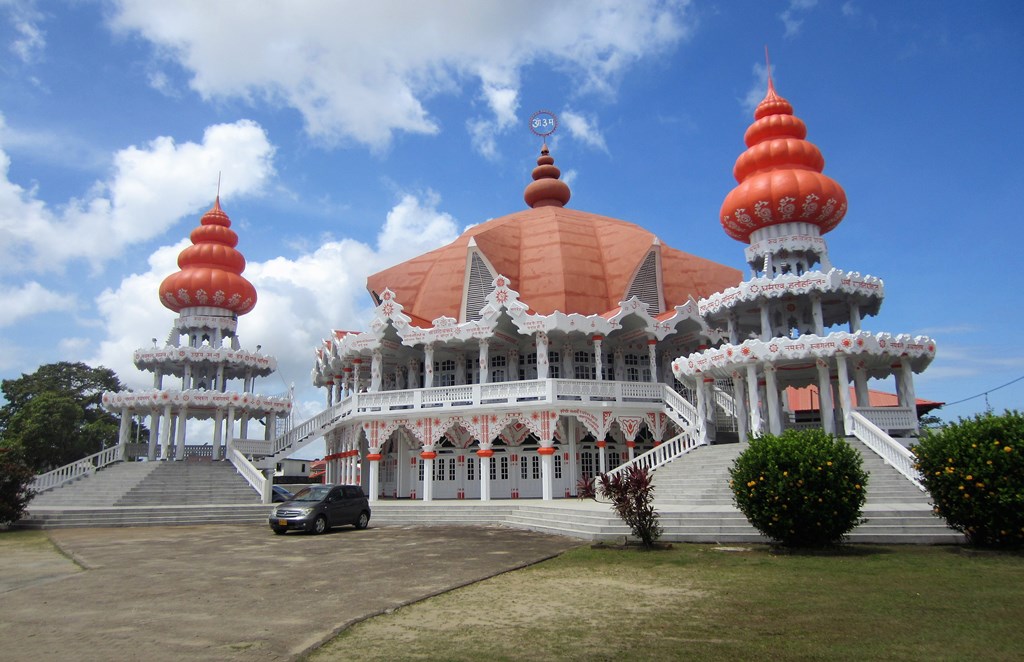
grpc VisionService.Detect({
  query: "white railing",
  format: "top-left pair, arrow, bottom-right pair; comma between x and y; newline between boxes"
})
31,444 -> 125,494
231,439 -> 272,456
855,406 -> 917,434
226,443 -> 272,503
269,378 -> 692,461
603,428 -> 704,481
848,410 -> 924,491
663,386 -> 697,426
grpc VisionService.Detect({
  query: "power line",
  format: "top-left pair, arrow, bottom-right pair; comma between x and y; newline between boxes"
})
942,374 -> 1024,408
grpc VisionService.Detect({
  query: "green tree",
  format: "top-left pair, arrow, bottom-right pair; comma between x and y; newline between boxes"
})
0,446 -> 35,525
0,362 -> 139,473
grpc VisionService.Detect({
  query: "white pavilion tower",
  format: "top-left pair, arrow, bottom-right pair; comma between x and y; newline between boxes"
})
102,198 -> 292,461
671,73 -> 936,441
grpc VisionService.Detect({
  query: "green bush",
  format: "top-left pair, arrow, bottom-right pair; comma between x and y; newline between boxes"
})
730,429 -> 868,547
912,410 -> 1024,549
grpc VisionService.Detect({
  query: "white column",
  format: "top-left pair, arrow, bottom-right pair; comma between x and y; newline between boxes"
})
421,448 -> 435,501
352,360 -> 362,392
759,302 -> 772,341
478,339 -> 490,384
326,380 -> 334,407
733,372 -> 749,443
764,364 -> 782,435
174,407 -> 187,460
118,407 -> 131,450
593,336 -> 604,380
816,359 -> 835,435
266,412 -> 277,441
562,342 -> 574,380
728,313 -> 739,344
455,353 -> 467,385
423,345 -> 434,388
536,332 -> 549,379
508,348 -> 520,383
647,339 -> 658,382
694,376 -> 708,443
367,450 -> 381,502
225,405 -> 236,449
239,412 -> 250,440
478,445 -> 492,501
745,364 -> 763,437
812,295 -> 824,335
408,358 -> 421,389
160,404 -> 173,460
900,357 -> 919,434
539,445 -> 555,501
849,304 -> 862,333
182,363 -> 191,390
597,440 -> 607,474
853,361 -> 869,408
370,349 -> 383,392
835,354 -> 853,432
613,349 -> 625,382
212,409 -> 224,460
148,410 -> 160,461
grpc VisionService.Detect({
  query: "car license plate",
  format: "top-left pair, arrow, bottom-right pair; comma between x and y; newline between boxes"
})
278,519 -> 288,526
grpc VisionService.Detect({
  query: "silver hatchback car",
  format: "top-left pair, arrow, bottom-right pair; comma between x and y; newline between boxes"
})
269,484 -> 371,535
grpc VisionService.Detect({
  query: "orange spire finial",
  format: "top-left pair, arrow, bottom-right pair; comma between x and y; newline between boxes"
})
719,56 -> 848,243
523,143 -> 571,209
158,199 -> 258,315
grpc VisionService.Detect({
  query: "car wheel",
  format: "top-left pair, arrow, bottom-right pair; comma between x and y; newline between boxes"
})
312,515 -> 328,535
272,528 -> 286,535
355,511 -> 370,530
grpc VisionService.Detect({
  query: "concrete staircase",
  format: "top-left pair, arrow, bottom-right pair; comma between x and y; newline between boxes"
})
650,438 -> 963,544
18,440 -> 964,544
18,461 -> 270,529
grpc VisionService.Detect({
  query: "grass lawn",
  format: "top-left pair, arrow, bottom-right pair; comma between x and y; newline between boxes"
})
308,543 -> 1024,661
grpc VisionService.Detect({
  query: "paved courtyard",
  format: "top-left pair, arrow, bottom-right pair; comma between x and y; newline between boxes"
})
0,523 -> 578,661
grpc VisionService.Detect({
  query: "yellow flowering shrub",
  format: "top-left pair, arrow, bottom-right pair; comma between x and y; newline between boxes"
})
913,410 -> 1024,549
729,429 -> 868,547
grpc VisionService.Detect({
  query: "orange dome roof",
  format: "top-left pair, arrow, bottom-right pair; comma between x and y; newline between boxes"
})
159,198 -> 257,315
367,206 -> 741,324
720,75 -> 847,243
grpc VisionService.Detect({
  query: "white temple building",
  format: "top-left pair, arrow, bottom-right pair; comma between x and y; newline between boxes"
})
291,73 -> 936,503
79,70 -> 935,509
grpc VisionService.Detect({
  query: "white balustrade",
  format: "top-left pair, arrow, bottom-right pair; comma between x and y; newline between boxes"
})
31,444 -> 125,493
848,410 -> 924,490
231,439 -> 272,456
602,427 -> 703,481
226,443 -> 271,503
854,406 -> 916,433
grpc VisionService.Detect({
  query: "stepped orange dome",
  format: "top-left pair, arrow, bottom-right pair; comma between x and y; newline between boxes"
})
720,74 -> 847,242
159,198 -> 257,315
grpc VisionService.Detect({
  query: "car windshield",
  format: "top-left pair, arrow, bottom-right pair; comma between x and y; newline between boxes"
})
290,486 -> 331,502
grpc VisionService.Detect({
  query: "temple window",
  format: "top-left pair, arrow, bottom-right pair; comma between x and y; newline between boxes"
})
554,454 -> 562,479
490,354 -> 507,382
548,351 -> 560,378
531,455 -> 541,480
574,351 -> 596,380
500,456 -> 509,480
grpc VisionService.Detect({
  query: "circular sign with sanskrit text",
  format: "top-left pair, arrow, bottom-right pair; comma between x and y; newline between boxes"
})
529,110 -> 558,137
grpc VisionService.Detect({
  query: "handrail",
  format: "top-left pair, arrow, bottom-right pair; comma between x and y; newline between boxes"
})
602,427 -> 703,481
848,410 -> 924,491
30,444 -> 125,494
226,442 -> 271,503
662,385 -> 697,426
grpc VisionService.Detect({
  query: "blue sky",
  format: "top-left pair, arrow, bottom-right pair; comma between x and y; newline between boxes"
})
0,0 -> 1021,425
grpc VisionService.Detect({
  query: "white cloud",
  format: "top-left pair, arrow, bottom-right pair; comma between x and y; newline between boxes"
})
4,0 -> 45,64
779,0 -> 818,38
0,118 -> 274,275
87,192 -> 459,414
742,62 -> 770,115
0,281 -> 74,327
560,109 -> 608,152
107,0 -> 693,154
